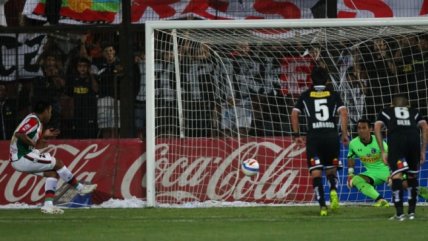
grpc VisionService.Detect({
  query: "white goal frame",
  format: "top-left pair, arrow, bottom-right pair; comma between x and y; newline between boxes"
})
145,17 -> 428,207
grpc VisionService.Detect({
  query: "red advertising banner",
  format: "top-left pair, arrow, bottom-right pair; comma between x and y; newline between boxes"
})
22,0 -> 319,24
337,0 -> 428,18
0,137 -> 310,205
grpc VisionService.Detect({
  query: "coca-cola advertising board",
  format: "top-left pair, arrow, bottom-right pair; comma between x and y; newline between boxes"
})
0,138 -> 314,205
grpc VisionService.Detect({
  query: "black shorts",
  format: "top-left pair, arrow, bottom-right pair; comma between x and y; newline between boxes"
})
388,133 -> 420,176
306,132 -> 340,172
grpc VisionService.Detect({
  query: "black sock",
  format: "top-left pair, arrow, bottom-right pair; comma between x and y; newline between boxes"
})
327,174 -> 337,191
392,179 -> 404,216
407,178 -> 418,214
313,177 -> 326,207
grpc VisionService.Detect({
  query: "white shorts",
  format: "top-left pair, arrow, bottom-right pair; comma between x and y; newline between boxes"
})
11,150 -> 56,175
221,99 -> 252,129
97,97 -> 121,129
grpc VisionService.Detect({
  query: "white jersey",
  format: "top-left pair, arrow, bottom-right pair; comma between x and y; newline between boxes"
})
10,113 -> 43,161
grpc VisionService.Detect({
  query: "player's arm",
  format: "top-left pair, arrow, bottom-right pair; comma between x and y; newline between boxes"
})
338,106 -> 349,145
291,108 -> 304,146
14,132 -> 36,147
418,120 -> 428,164
43,128 -> 60,138
346,142 -> 356,188
374,121 -> 387,164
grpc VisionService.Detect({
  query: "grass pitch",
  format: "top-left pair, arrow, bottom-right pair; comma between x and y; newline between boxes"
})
0,206 -> 427,241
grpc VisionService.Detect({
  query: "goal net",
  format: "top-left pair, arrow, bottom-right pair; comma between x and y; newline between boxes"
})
145,18 -> 428,206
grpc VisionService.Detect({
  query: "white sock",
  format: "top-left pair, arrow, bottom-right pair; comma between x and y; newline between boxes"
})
45,177 -> 57,193
56,166 -> 74,183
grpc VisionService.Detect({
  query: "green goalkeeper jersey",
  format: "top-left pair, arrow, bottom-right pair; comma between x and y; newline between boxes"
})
347,135 -> 389,171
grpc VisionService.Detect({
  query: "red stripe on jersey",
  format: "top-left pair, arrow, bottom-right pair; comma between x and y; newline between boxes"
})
17,117 -> 39,133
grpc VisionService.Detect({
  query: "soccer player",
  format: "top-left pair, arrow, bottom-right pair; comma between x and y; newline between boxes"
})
9,100 -> 97,214
291,66 -> 349,216
347,119 -> 390,207
374,95 -> 428,221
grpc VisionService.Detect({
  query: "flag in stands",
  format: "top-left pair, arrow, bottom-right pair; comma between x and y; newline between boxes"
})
31,0 -> 120,23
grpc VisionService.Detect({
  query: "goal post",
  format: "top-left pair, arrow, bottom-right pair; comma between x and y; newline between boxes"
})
146,17 -> 428,207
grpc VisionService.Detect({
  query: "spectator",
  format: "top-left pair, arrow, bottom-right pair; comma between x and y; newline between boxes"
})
94,42 -> 122,138
32,53 -> 66,131
134,51 -> 146,139
182,44 -> 216,137
0,84 -> 17,140
358,38 -> 397,122
66,57 -> 98,139
155,49 -> 178,137
221,42 -> 258,137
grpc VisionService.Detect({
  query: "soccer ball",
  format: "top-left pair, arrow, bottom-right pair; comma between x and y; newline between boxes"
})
241,159 -> 260,176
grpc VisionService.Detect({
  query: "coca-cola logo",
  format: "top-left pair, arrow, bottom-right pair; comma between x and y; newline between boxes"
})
1,144 -> 106,203
122,141 -> 307,202
1,139 -> 310,204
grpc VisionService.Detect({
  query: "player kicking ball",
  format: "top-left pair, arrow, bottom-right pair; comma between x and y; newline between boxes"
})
9,100 -> 97,214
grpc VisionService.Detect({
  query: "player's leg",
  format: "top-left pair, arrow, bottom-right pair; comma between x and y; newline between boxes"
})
404,137 -> 421,219
12,151 -> 64,214
351,174 -> 388,207
321,133 -> 341,211
40,171 -> 63,214
53,158 -> 97,195
311,169 -> 328,216
388,146 -> 408,219
402,174 -> 428,200
357,169 -> 389,207
387,136 -> 412,220
325,167 -> 339,211
306,137 -> 327,216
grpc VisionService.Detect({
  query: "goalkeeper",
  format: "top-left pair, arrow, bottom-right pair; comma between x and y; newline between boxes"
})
347,119 -> 390,207
347,119 -> 428,207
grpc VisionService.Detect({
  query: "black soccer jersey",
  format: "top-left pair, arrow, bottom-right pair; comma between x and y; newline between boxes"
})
376,107 -> 424,136
293,88 -> 345,134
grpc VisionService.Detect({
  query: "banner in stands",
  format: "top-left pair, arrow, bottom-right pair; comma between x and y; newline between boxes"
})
0,34 -> 45,81
280,56 -> 313,96
22,0 -> 318,24
22,0 -> 428,24
0,138 -> 313,205
337,0 -> 428,18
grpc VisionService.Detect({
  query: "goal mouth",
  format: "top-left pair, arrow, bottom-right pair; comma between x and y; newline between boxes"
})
145,18 -> 428,206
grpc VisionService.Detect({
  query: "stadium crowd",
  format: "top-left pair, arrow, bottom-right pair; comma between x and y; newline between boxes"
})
1,30 -> 428,140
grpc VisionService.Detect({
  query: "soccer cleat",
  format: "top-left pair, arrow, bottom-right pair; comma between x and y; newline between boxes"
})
330,190 -> 339,211
389,214 -> 406,221
407,213 -> 415,220
41,205 -> 64,215
77,183 -> 97,195
320,207 -> 328,216
418,187 -> 428,200
373,199 -> 390,208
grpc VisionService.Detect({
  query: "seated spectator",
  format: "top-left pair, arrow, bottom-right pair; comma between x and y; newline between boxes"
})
0,84 -> 17,140
66,57 -> 98,139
